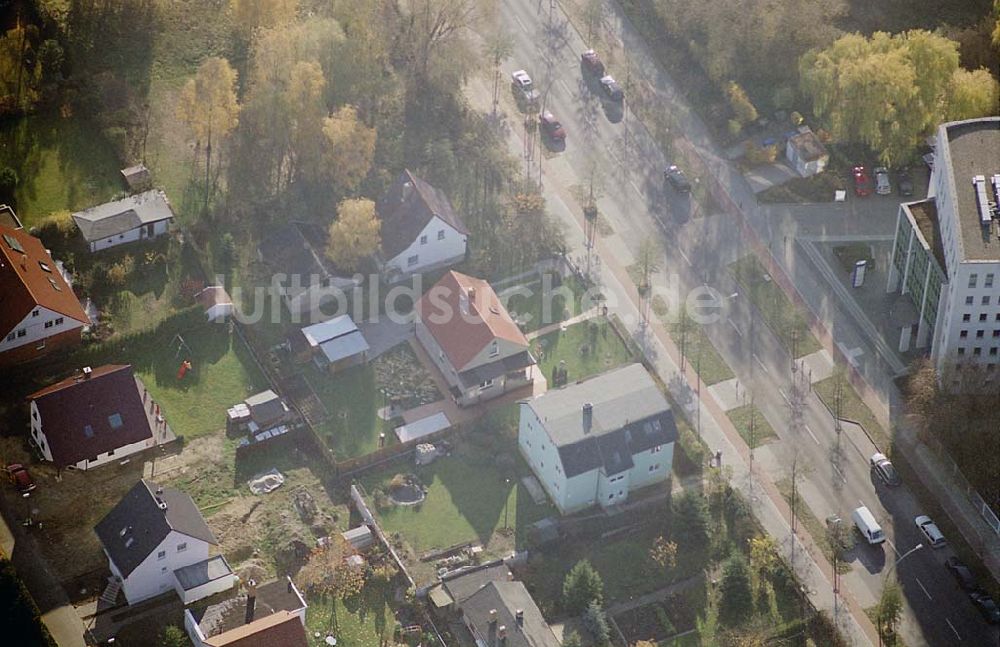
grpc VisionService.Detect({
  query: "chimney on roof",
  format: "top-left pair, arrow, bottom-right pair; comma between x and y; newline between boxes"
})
401,180 -> 413,203
468,287 -> 476,303
583,402 -> 593,434
156,497 -> 168,512
488,609 -> 498,624
82,366 -> 92,379
20,254 -> 27,269
245,578 -> 258,625
497,625 -> 507,641
515,609 -> 524,627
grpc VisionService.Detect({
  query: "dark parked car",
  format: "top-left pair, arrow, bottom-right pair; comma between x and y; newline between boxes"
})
897,169 -> 914,196
664,165 -> 691,193
945,557 -> 977,592
539,111 -> 566,141
581,49 -> 605,76
970,591 -> 1000,624
5,464 -> 35,493
599,75 -> 624,102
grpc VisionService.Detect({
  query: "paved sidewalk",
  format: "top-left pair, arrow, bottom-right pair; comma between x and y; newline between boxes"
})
525,307 -> 598,341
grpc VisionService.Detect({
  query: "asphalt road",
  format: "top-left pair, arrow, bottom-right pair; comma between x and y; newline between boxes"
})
490,0 -> 1000,644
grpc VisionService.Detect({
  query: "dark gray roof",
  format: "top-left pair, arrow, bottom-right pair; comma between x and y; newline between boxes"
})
457,351 -> 535,389
596,429 -> 634,475
557,438 -> 602,478
461,581 -> 560,647
187,577 -> 306,639
257,222 -> 352,282
72,190 -> 174,241
244,390 -> 287,427
94,480 -> 217,577
442,563 -> 512,604
377,170 -> 468,259
528,364 -> 677,477
174,555 -> 234,591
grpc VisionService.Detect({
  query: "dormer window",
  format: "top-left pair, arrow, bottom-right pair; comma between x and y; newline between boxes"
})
38,261 -> 51,273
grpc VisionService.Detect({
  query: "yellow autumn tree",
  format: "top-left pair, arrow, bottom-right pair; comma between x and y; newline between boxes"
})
322,106 -> 377,193
326,198 -> 381,272
176,57 -> 240,208
296,533 -> 366,626
231,0 -> 298,34
285,60 -> 327,184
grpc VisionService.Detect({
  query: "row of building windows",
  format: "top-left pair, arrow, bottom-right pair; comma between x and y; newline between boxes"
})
5,316 -> 66,341
963,295 -> 1000,307
958,329 -> 1000,338
961,313 -> 1000,322
956,346 -> 999,357
967,273 -> 996,289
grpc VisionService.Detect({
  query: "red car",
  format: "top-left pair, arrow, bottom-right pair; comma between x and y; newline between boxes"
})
853,165 -> 873,197
6,464 -> 35,493
539,111 -> 566,141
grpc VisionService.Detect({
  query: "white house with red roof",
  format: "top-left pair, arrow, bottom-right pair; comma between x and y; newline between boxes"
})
0,216 -> 90,366
415,271 -> 535,406
27,365 -> 160,470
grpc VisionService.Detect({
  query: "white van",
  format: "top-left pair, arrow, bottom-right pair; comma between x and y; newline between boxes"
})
852,506 -> 885,545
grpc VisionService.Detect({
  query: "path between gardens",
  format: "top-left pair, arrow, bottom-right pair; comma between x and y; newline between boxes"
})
525,308 -> 599,341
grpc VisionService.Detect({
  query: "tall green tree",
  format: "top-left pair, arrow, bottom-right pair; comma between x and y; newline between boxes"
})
673,491 -> 709,546
948,68 -> 1000,121
876,581 -> 903,641
718,552 -> 753,626
563,559 -> 604,614
798,30 -> 993,165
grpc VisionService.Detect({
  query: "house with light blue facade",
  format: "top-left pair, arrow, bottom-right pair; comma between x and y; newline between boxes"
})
518,364 -> 677,514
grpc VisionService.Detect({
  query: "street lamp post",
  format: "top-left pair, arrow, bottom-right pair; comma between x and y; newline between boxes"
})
878,543 -> 924,646
503,477 -> 512,530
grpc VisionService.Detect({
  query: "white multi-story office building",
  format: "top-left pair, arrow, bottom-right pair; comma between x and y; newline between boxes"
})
887,117 -> 1000,389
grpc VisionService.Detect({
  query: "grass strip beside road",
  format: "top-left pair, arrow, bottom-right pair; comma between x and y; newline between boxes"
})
729,255 -> 821,359
669,321 -> 735,386
813,375 -> 889,449
727,404 -> 777,449
776,478 -> 852,574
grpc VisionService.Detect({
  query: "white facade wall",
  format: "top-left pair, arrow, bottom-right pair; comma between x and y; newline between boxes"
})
115,531 -> 210,605
926,131 -> 1000,379
29,401 -> 53,461
0,306 -> 85,354
87,219 -> 170,253
384,216 -> 467,279
173,570 -> 238,605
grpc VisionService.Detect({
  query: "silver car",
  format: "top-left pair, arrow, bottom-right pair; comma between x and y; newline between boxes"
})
874,167 -> 891,195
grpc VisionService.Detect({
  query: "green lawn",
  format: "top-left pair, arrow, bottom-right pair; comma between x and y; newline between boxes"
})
308,364 -> 386,460
304,581 -> 397,647
361,429 -> 553,557
132,323 -> 269,440
0,112 -> 123,226
525,522 -> 707,610
729,256 -> 821,359
308,344 -> 441,459
671,322 -> 734,386
504,274 -> 592,333
833,243 -> 876,275
535,317 -> 635,385
727,405 -> 777,449
813,375 -> 888,447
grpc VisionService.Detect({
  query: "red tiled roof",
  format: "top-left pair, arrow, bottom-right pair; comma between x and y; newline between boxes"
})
0,224 -> 89,338
27,365 -> 154,467
415,271 -> 528,371
203,610 -> 308,647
